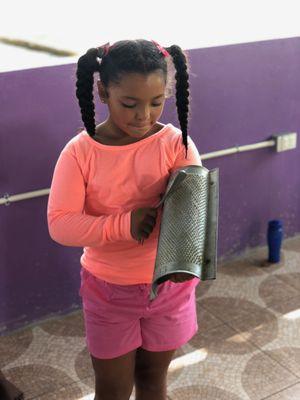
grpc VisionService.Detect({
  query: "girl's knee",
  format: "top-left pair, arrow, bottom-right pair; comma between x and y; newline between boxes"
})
134,375 -> 167,400
95,379 -> 133,400
91,350 -> 136,400
134,369 -> 168,392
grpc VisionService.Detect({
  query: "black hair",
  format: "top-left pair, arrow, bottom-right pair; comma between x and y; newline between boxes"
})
75,39 -> 191,158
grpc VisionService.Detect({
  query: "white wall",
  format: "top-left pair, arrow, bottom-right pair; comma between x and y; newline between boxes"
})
1,0 -> 300,72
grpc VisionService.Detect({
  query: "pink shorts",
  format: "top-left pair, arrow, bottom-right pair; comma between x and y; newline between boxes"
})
79,267 -> 200,359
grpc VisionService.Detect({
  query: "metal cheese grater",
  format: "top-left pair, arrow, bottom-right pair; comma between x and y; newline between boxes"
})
150,165 -> 219,301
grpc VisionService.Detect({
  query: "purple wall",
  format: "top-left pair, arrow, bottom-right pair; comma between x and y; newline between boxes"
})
1,37 -> 300,334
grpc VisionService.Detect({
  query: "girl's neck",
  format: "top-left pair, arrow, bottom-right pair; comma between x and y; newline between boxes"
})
94,121 -> 165,146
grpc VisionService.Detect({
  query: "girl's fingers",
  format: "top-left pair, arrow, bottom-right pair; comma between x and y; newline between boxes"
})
169,273 -> 180,282
169,273 -> 194,282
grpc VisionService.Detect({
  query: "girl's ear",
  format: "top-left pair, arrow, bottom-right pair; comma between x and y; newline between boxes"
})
97,80 -> 108,102
165,87 -> 173,99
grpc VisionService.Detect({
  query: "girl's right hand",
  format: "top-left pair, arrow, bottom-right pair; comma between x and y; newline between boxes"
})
130,207 -> 158,242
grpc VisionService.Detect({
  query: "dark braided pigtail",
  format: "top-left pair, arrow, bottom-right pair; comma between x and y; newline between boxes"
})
165,45 -> 190,159
75,47 -> 105,137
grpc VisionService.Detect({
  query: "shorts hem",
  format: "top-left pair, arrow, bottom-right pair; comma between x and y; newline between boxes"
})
141,324 -> 198,352
88,340 -> 143,360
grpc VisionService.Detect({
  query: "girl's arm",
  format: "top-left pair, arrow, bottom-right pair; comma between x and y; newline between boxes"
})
47,151 -> 133,247
170,134 -> 202,173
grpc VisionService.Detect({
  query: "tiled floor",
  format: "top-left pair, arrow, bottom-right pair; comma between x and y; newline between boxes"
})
1,236 -> 300,399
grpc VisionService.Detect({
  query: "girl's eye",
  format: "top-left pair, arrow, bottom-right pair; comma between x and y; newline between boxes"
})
121,103 -> 162,108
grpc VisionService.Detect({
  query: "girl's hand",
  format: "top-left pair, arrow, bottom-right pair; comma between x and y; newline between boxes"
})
130,193 -> 164,243
130,207 -> 158,242
168,273 -> 195,283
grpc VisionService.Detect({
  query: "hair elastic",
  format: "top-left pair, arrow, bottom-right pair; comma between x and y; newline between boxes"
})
96,42 -> 110,65
151,40 -> 170,57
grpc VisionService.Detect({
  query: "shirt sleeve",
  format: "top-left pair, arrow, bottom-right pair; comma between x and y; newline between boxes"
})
170,133 -> 202,173
47,149 -> 133,247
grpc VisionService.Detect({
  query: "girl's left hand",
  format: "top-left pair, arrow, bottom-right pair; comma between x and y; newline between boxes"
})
168,273 -> 195,283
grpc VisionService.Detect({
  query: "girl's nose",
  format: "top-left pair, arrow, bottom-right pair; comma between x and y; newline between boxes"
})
136,107 -> 150,120
136,115 -> 150,122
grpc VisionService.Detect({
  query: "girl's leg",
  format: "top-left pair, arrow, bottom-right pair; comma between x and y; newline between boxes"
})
134,347 -> 176,400
0,370 -> 24,400
91,348 -> 137,400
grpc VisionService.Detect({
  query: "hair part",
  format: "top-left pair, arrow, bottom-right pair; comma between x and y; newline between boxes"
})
75,39 -> 191,158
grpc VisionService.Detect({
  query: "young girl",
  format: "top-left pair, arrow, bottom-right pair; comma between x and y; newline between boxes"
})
47,39 -> 202,400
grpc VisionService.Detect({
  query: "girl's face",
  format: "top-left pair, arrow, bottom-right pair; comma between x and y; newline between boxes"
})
97,71 -> 167,139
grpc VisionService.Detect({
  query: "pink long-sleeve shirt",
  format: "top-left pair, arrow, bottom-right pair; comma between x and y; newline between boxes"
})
47,123 -> 202,284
